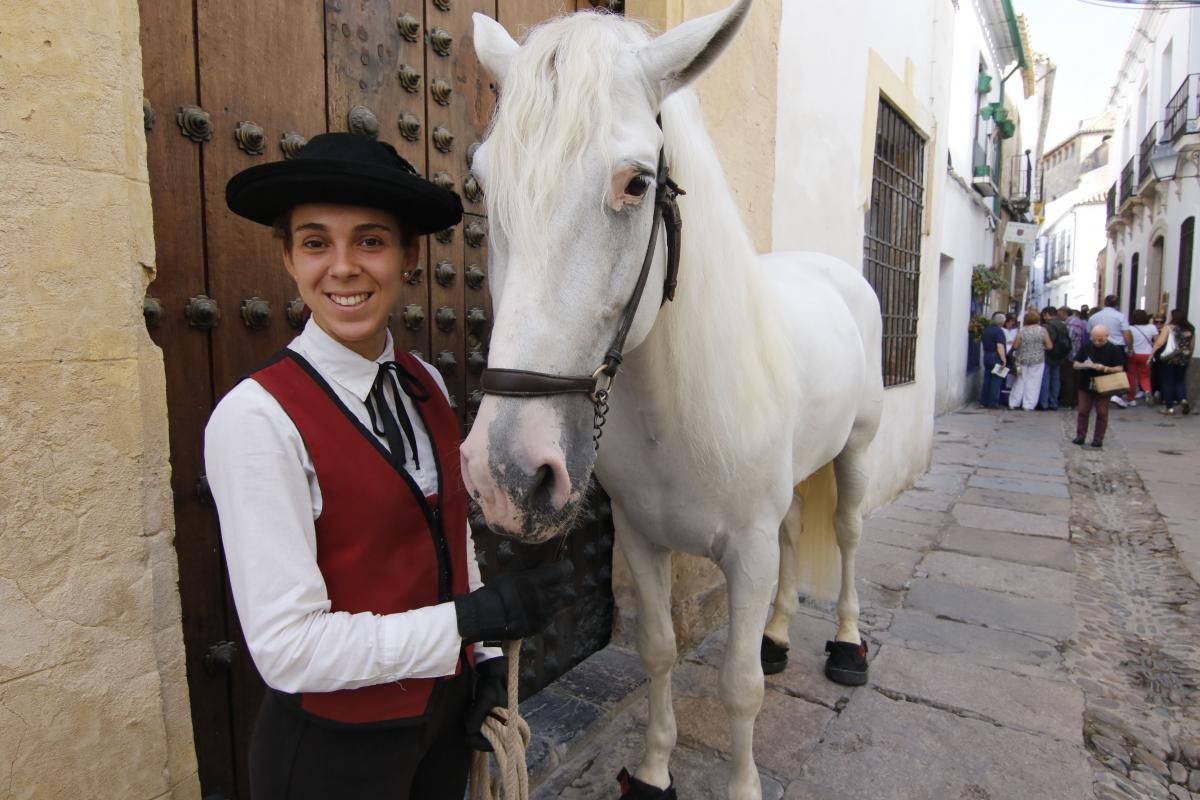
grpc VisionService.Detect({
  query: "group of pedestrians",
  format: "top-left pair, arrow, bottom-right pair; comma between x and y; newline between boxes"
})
978,294 -> 1195,447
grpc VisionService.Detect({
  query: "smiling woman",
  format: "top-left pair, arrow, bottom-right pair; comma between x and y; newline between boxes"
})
279,205 -> 417,359
205,132 -> 576,800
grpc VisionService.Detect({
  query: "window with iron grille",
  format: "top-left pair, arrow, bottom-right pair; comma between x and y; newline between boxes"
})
864,99 -> 926,387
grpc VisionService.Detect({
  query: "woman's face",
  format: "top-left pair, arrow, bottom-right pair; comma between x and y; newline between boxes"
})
282,203 -> 416,359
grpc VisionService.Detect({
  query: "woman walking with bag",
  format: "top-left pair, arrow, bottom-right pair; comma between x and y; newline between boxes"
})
1126,309 -> 1157,406
1008,309 -> 1053,411
1154,309 -> 1195,415
1073,324 -> 1127,448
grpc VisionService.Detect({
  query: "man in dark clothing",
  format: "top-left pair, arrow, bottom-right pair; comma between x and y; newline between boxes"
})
1039,306 -> 1071,410
1058,307 -> 1079,408
1073,324 -> 1128,448
980,312 -> 1009,408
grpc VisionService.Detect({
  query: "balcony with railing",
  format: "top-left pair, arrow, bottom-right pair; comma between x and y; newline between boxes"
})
1119,157 -> 1135,206
1107,184 -> 1116,222
1139,123 -> 1160,187
1165,73 -> 1199,143
1006,151 -> 1038,214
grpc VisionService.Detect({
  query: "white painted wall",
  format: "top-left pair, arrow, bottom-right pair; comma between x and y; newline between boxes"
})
771,0 -> 1021,506
1103,6 -> 1200,323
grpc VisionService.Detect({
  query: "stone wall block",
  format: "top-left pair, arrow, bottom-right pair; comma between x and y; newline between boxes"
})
0,0 -> 141,177
0,648 -> 172,800
0,162 -> 144,364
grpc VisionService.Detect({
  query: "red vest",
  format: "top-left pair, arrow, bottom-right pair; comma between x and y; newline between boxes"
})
252,348 -> 472,724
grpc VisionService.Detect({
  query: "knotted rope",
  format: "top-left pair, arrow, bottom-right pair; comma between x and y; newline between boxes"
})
470,641 -> 531,800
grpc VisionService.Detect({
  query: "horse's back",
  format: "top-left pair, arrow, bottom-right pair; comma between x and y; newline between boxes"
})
756,250 -> 884,476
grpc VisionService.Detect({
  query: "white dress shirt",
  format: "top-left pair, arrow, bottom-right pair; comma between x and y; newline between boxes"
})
204,321 -> 498,695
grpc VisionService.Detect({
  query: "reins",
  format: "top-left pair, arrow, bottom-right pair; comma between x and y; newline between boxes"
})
479,130 -> 684,449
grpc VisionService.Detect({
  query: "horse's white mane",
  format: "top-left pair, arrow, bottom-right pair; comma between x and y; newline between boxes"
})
487,11 -> 798,474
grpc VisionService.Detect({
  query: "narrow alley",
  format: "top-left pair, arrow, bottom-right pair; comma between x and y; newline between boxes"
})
523,406 -> 1200,799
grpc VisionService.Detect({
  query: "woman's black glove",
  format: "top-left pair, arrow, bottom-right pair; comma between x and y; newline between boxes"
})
454,560 -> 575,643
464,656 -> 508,751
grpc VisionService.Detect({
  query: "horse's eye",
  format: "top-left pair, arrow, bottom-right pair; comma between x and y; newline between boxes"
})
625,175 -> 652,198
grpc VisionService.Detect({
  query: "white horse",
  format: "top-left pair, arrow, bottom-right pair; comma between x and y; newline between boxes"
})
460,3 -> 883,798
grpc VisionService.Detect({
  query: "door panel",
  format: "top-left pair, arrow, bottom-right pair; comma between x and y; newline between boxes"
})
142,2 -> 614,795
138,1 -> 235,794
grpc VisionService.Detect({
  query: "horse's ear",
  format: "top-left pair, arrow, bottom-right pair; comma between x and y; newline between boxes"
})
637,0 -> 751,100
473,13 -> 519,87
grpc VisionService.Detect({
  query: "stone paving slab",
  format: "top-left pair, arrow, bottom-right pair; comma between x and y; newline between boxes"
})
870,644 -> 1085,742
912,470 -> 969,493
938,525 -> 1076,571
796,690 -> 1091,799
861,516 -> 939,551
919,550 -> 1072,603
967,472 -> 1072,497
892,488 -> 957,512
957,486 -> 1072,519
952,502 -> 1071,539
975,457 -> 1067,477
633,661 -> 836,780
974,465 -> 1070,484
905,578 -> 1076,639
690,609 -> 867,711
856,540 -> 924,591
879,609 -> 1063,672
930,443 -> 987,465
531,715 -> 787,800
874,503 -> 952,529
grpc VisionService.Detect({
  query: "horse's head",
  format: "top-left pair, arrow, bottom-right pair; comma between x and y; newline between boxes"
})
460,1 -> 750,542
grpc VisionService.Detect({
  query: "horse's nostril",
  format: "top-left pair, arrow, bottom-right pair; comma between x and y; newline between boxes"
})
527,464 -> 555,509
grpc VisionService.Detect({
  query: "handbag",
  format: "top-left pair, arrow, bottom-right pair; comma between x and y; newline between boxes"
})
1092,371 -> 1130,397
1159,329 -> 1178,362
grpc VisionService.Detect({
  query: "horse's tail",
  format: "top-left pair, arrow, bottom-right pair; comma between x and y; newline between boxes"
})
764,463 -> 841,646
792,462 -> 841,601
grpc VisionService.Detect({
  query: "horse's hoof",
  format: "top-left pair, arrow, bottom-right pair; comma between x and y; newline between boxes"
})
761,634 -> 789,675
617,767 -> 677,799
824,639 -> 869,686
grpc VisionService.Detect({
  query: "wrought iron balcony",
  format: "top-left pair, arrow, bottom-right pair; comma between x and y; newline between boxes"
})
1007,151 -> 1038,214
1119,157 -> 1135,206
1165,73 -> 1199,143
1139,123 -> 1160,186
1107,184 -> 1116,222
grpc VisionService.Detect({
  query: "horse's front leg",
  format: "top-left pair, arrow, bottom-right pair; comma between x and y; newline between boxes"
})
718,528 -> 779,800
615,511 -> 677,792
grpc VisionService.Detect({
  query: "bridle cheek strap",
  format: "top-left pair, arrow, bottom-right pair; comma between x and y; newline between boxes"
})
479,138 -> 684,449
479,157 -> 684,402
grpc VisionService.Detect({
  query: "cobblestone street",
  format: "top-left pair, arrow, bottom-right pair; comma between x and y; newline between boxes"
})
521,403 -> 1200,800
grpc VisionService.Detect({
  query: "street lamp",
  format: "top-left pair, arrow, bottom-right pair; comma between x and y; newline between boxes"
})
1150,142 -> 1180,182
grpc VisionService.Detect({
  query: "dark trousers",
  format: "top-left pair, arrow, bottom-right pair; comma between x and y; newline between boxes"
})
1060,361 -> 1077,407
1077,389 -> 1111,443
250,674 -> 472,800
980,356 -> 1004,407
1161,363 -> 1189,408
1039,362 -> 1062,409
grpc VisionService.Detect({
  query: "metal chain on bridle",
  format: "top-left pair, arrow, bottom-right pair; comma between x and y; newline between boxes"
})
479,133 -> 684,450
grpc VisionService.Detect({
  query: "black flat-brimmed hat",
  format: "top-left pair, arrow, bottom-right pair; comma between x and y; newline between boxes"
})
225,132 -> 462,234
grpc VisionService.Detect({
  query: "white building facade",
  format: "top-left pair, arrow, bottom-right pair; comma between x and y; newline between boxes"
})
1032,117 -> 1114,311
773,0 -> 1045,502
1102,6 -> 1199,388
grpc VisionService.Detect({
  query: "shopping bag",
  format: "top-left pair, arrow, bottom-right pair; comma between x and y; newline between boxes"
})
1092,371 -> 1130,397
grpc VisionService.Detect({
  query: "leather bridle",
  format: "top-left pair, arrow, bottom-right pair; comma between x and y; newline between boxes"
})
479,140 -> 684,449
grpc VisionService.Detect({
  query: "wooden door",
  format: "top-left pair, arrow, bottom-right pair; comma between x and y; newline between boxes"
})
139,1 -> 613,797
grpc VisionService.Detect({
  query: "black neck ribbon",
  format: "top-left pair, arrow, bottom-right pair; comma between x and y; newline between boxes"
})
365,360 -> 431,472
